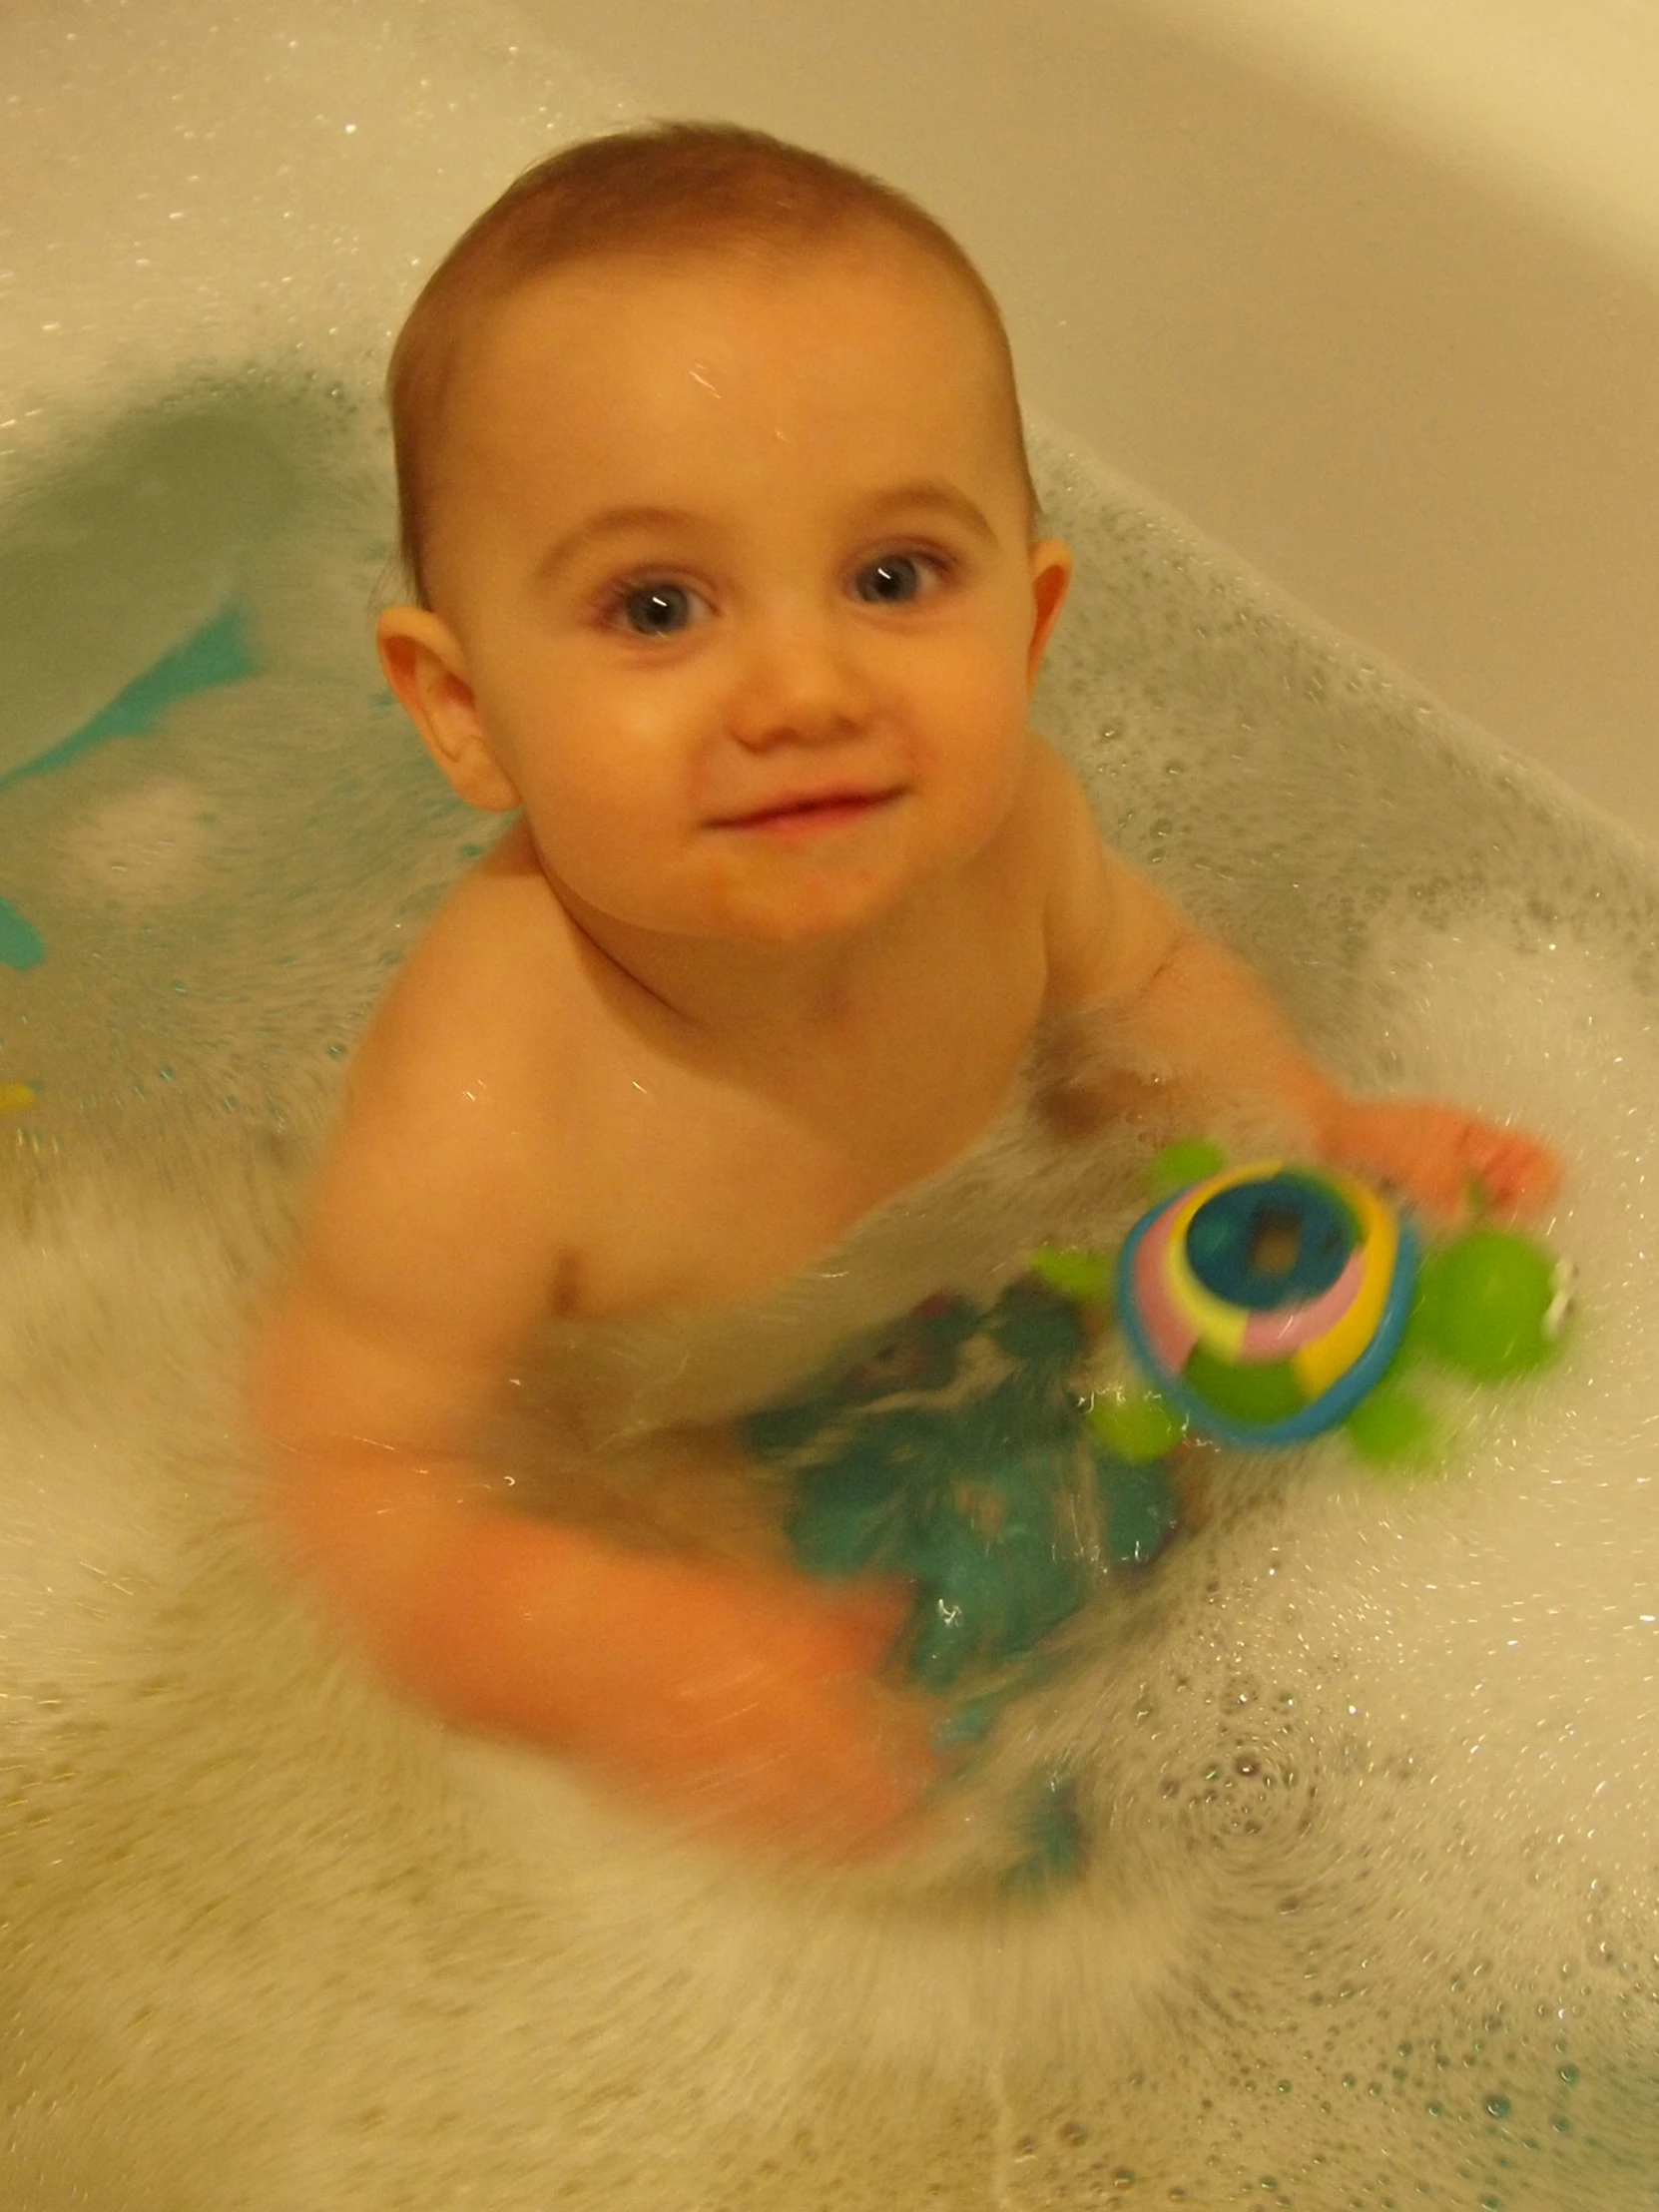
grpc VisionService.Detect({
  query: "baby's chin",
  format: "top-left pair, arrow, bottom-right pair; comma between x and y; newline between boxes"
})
669,885 -> 909,948
563,808 -> 980,947
686,850 -> 949,947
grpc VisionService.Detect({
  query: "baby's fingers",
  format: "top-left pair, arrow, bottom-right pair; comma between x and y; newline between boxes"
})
568,1558 -> 944,1860
1404,1110 -> 1561,1221
1458,1122 -> 1561,1215
1321,1101 -> 1459,1220
1322,1100 -> 1559,1226
801,1578 -> 917,1677
650,1660 -> 944,1863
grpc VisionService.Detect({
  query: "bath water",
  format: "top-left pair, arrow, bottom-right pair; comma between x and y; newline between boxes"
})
4,7 -> 1659,2207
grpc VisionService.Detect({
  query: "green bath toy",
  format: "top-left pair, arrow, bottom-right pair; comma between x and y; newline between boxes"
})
748,1279 -> 1179,1698
1032,1142 -> 1573,1472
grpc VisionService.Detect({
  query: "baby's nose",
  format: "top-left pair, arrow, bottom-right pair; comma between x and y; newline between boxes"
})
726,609 -> 874,751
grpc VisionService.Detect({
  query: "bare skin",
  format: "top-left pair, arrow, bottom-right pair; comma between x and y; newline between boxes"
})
249,231 -> 1559,1860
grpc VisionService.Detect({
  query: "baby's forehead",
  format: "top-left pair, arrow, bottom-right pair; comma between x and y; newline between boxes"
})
420,227 -> 1035,569
446,237 -> 1014,477
471,228 -> 999,380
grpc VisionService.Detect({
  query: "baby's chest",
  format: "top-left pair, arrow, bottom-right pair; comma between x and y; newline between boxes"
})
564,972 -> 1044,1317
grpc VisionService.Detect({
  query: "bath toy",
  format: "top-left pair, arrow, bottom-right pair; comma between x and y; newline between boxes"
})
1116,1158 -> 1421,1448
1033,1148 -> 1572,1467
742,1147 -> 1568,1764
747,1279 -> 1181,1700
743,1280 -> 1177,1893
1409,1226 -> 1572,1381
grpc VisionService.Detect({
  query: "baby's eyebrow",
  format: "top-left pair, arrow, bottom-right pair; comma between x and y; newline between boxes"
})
856,481 -> 996,542
532,505 -> 699,583
531,483 -> 996,584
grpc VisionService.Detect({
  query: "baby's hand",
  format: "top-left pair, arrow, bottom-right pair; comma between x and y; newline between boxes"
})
558,1558 -> 945,1862
1320,1096 -> 1560,1225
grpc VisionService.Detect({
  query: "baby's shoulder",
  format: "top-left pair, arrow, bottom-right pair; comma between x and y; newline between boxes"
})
407,819 -> 574,988
350,825 -> 590,1139
289,834 -> 598,1355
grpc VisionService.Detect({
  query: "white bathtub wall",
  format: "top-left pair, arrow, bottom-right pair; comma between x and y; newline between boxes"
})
1154,0 -> 1659,273
0,0 -> 631,425
515,0 -> 1659,844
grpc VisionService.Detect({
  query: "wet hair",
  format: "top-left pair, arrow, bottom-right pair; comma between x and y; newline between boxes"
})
387,121 -> 1037,603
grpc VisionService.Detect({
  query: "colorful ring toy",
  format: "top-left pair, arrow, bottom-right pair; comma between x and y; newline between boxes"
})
1115,1160 -> 1420,1446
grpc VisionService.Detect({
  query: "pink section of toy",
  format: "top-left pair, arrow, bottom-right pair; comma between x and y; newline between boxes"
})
1132,1202 -> 1198,1373
1239,1246 -> 1366,1359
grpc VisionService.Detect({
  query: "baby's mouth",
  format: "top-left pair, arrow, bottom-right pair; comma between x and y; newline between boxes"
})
708,786 -> 907,834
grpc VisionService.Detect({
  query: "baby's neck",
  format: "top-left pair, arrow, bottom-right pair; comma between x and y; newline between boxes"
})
553,877 -> 931,1063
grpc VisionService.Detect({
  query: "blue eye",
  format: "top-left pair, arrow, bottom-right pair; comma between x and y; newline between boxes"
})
616,582 -> 704,637
854,554 -> 932,606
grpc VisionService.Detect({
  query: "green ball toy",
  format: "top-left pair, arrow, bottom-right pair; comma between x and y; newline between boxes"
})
1408,1226 -> 1571,1381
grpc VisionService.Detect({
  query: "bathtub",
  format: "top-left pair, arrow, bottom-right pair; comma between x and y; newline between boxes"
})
4,3 -> 1658,2206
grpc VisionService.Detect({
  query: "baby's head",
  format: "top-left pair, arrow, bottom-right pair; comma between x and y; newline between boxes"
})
379,124 -> 1070,946
388,123 -> 1038,606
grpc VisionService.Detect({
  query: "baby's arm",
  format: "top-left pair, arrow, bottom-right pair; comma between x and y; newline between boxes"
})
1036,751 -> 1558,1218
248,891 -> 936,1858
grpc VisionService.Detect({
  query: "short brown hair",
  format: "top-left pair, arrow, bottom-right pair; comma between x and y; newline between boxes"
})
387,122 -> 1036,603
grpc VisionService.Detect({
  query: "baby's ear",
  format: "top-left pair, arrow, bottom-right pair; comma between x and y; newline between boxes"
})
1025,537 -> 1073,684
376,607 -> 520,813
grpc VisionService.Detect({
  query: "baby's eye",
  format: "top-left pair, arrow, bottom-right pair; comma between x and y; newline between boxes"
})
852,552 -> 942,607
609,581 -> 710,638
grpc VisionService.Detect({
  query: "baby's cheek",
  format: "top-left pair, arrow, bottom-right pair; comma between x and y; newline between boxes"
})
526,774 -> 666,896
926,693 -> 1030,831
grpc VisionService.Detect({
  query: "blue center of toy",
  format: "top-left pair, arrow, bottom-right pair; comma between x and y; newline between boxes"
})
1185,1174 -> 1357,1309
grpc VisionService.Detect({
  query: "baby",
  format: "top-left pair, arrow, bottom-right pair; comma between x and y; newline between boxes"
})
250,124 -> 1557,1859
